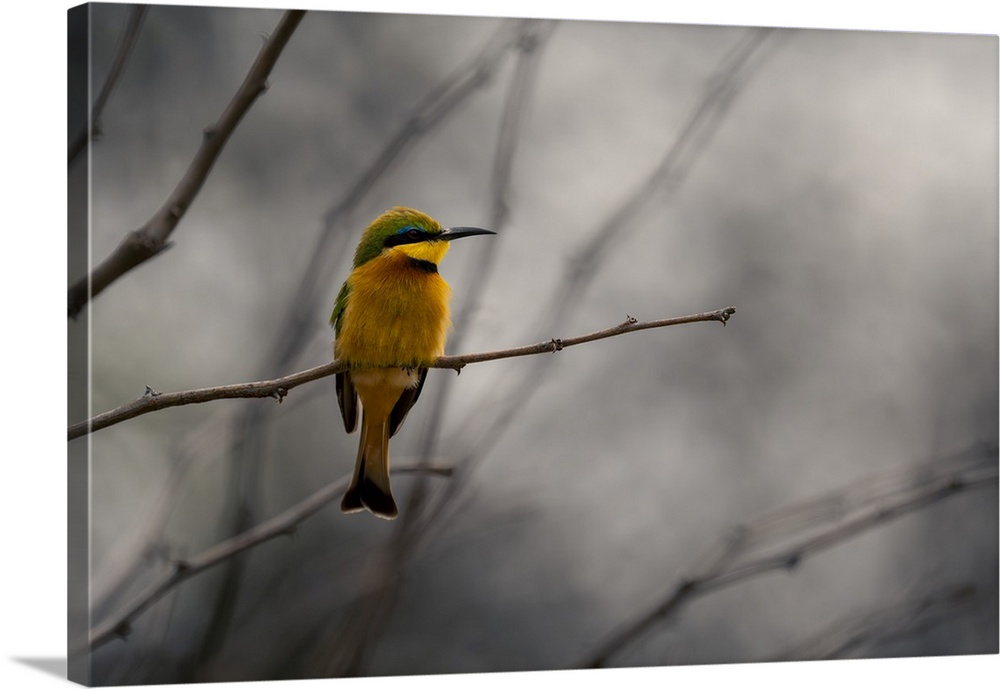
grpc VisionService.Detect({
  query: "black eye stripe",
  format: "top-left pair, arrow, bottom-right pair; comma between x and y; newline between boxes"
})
383,228 -> 435,248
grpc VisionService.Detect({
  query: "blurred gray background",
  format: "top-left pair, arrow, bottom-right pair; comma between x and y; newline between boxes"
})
68,3 -> 997,685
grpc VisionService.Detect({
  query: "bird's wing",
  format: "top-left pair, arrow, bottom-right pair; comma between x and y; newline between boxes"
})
336,371 -> 358,433
332,281 -> 358,433
330,281 -> 350,332
389,367 -> 427,437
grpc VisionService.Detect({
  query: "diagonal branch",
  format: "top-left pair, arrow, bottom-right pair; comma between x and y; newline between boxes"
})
78,462 -> 453,654
580,442 -> 999,668
67,307 -> 736,440
68,4 -> 148,164
67,9 -> 307,319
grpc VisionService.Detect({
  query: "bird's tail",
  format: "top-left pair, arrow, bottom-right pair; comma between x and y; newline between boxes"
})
340,410 -> 398,519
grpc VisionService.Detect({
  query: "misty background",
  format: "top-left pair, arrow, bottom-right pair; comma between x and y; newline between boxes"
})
67,4 -> 997,685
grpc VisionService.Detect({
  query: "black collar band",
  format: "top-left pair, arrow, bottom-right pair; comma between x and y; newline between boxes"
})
407,257 -> 438,273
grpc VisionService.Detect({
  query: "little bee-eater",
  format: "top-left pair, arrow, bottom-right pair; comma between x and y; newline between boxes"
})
331,207 -> 495,519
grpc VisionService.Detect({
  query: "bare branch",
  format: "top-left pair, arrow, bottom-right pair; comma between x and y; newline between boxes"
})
68,5 -> 148,164
68,307 -> 735,441
581,443 -> 999,668
67,9 -> 307,319
78,462 -> 453,654
445,307 -> 736,370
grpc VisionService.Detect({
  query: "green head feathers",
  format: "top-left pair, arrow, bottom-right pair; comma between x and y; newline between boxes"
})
352,207 -> 443,267
351,206 -> 496,268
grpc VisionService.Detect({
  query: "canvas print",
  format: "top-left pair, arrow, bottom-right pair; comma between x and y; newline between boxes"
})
67,3 -> 998,686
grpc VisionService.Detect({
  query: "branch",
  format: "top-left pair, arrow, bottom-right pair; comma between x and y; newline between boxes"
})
68,5 -> 148,164
68,307 -> 735,441
79,462 -> 453,654
581,443 -> 999,668
67,9 -> 307,319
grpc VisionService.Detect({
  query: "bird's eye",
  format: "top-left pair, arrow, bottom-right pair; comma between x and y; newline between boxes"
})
406,228 -> 422,240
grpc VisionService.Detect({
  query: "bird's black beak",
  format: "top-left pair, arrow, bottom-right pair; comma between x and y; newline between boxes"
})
439,226 -> 496,241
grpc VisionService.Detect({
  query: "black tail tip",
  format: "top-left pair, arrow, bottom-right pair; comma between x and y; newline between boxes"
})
341,484 -> 398,520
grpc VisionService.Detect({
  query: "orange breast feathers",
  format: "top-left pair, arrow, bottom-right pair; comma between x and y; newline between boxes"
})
334,251 -> 452,369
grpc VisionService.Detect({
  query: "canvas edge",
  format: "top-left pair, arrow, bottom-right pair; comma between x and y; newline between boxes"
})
68,3 -> 93,686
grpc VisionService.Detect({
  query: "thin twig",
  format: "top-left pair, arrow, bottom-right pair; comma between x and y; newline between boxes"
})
581,445 -> 998,668
69,5 -> 149,165
67,308 -> 736,441
79,462 -> 453,654
67,10 -> 307,319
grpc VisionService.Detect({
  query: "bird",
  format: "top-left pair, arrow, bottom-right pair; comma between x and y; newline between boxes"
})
331,207 -> 495,519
